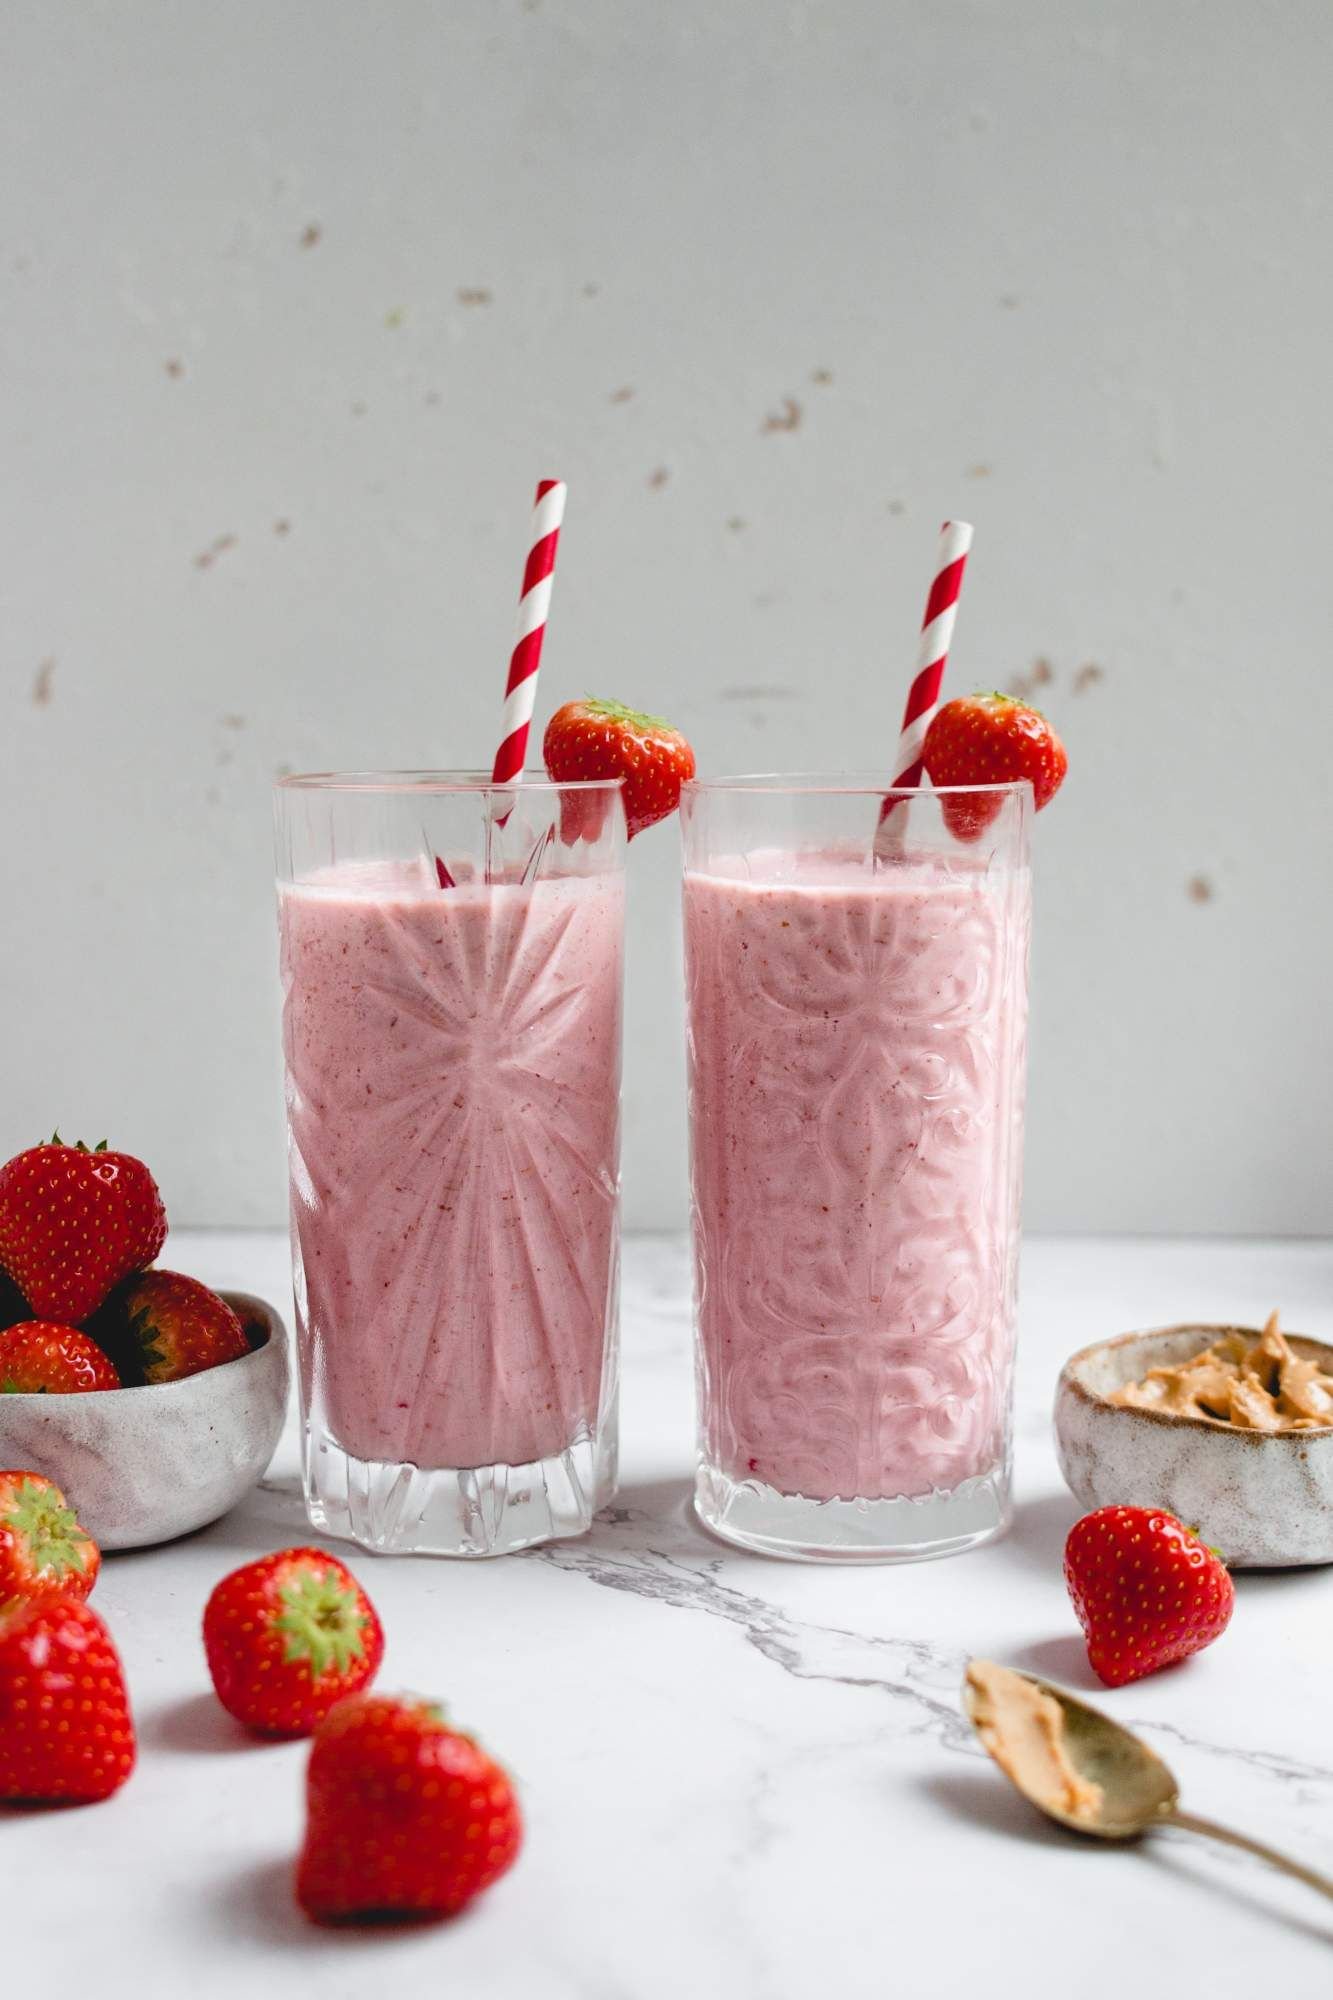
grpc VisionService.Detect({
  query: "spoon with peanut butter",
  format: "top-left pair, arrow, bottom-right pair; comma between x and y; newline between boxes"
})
963,1660 -> 1333,1900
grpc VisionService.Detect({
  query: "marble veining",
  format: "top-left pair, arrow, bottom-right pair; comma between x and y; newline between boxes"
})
531,1524 -> 976,1751
533,1507 -> 1333,1813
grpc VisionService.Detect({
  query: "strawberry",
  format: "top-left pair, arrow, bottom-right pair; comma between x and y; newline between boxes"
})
0,1594 -> 135,1802
100,1269 -> 248,1385
922,692 -> 1068,840
297,1693 -> 522,1924
0,1137 -> 166,1322
1064,1505 -> 1235,1688
0,1471 -> 100,1608
0,1321 -> 120,1393
204,1547 -> 385,1737
543,697 -> 696,840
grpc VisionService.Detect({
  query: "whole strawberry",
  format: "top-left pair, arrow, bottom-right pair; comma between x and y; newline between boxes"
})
0,1138 -> 166,1322
0,1594 -> 135,1801
0,1470 -> 100,1608
0,1321 -> 120,1393
544,697 -> 696,840
102,1270 -> 248,1385
297,1694 -> 522,1923
922,693 -> 1068,841
1065,1505 -> 1234,1687
204,1547 -> 384,1736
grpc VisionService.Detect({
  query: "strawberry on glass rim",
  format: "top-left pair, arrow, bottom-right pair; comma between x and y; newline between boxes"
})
921,692 -> 1067,841
543,698 -> 696,841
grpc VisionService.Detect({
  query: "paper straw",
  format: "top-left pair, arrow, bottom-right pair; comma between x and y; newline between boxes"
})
890,518 -> 973,788
875,519 -> 973,845
492,479 -> 567,785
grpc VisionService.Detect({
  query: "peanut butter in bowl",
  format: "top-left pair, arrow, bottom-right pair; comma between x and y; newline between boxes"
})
1109,1312 -> 1333,1433
1055,1316 -> 1333,1567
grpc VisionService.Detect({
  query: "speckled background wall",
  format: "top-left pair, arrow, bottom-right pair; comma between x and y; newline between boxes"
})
3,1 -> 1330,1236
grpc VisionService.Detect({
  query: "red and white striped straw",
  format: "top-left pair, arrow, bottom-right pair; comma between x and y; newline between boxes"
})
889,518 -> 973,789
491,478 -> 567,785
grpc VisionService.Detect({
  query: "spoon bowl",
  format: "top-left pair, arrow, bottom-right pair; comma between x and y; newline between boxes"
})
961,1665 -> 1176,1838
962,1660 -> 1333,1900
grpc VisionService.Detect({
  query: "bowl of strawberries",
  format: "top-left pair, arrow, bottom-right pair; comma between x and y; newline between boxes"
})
0,1137 -> 289,1548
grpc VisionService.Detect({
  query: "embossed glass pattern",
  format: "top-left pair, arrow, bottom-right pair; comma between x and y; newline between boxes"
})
682,777 -> 1031,1561
275,772 -> 625,1557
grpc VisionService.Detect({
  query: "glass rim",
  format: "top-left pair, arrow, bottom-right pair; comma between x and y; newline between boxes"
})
274,768 -> 624,795
681,772 -> 1034,799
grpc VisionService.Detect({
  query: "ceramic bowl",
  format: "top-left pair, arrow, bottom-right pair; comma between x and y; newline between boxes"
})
0,1291 -> 290,1550
1054,1323 -> 1333,1568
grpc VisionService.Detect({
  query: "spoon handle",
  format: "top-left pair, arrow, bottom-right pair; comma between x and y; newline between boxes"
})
1167,1808 -> 1333,1901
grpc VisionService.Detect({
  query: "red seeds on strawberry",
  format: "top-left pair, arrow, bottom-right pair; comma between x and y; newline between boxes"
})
544,697 -> 696,841
0,1322 -> 120,1393
0,1594 -> 135,1802
297,1693 -> 523,1924
0,1138 -> 166,1323
0,1471 -> 100,1608
103,1270 -> 248,1385
204,1547 -> 385,1737
1064,1505 -> 1235,1688
922,693 -> 1068,841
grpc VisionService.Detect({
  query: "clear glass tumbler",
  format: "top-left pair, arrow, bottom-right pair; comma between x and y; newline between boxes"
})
275,772 -> 625,1557
682,776 -> 1032,1561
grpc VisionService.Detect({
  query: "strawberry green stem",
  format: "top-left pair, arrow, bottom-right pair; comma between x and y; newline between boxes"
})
273,1568 -> 371,1678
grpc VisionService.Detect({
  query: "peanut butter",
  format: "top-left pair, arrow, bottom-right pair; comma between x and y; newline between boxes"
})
1111,1313 -> 1333,1431
966,1660 -> 1103,1823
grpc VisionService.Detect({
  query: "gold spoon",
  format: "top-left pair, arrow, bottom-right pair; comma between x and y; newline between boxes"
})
962,1659 -> 1333,1902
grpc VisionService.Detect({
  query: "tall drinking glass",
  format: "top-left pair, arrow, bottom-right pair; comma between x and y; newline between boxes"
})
275,772 -> 625,1558
682,777 -> 1031,1561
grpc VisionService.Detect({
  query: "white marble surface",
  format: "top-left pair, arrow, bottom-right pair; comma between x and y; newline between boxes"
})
15,1231 -> 1332,1997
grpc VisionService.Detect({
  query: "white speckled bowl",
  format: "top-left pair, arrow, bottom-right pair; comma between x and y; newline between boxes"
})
1055,1324 -> 1333,1568
0,1292 -> 289,1550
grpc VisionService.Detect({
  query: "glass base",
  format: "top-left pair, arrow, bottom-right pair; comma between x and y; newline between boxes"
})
303,1425 -> 617,1558
693,1460 -> 1011,1564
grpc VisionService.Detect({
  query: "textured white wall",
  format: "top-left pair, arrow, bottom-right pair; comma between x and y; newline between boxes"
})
2,1 -> 1330,1236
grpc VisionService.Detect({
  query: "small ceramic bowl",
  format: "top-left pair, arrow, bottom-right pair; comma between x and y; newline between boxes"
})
0,1291 -> 290,1550
1055,1323 -> 1333,1568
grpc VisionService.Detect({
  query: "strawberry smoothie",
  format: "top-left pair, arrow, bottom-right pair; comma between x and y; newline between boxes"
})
685,846 -> 1030,1516
279,859 -> 623,1481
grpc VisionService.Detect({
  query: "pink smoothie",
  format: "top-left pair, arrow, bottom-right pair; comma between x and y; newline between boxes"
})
279,860 -> 623,1472
685,850 -> 1029,1503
